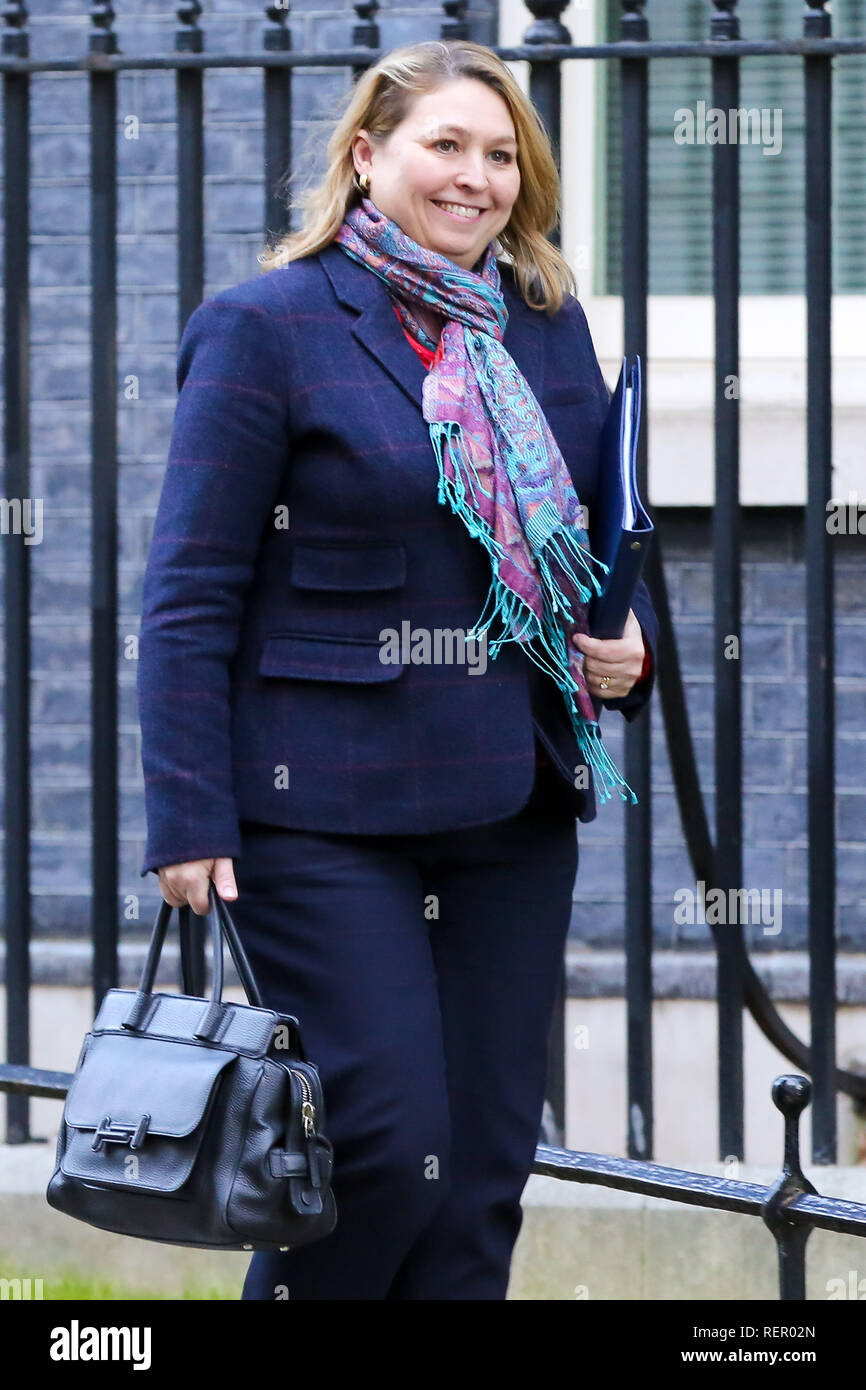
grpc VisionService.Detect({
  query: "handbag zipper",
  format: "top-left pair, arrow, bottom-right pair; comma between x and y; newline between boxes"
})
273,1059 -> 318,1135
282,1063 -> 325,1190
272,1058 -> 324,1188
290,1067 -> 317,1137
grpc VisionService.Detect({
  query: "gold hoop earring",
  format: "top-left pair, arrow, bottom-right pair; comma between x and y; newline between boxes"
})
354,171 -> 370,194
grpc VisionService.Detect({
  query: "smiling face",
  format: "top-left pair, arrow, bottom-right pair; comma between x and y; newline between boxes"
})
351,77 -> 521,271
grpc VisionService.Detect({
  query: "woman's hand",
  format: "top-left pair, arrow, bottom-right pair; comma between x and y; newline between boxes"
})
571,608 -> 646,701
158,856 -> 238,917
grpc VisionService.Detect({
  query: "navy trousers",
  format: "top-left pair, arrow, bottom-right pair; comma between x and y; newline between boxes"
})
231,760 -> 579,1300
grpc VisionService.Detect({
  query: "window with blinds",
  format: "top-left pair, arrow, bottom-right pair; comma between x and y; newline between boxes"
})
597,0 -> 865,295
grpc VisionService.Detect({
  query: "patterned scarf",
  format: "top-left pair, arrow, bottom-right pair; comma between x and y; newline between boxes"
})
334,196 -> 636,807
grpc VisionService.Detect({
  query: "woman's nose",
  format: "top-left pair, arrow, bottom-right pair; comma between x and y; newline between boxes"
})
454,161 -> 489,191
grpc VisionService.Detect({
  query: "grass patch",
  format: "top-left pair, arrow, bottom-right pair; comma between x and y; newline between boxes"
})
0,1256 -> 240,1301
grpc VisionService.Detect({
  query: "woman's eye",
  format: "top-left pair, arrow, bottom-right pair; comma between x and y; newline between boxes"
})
433,139 -> 513,163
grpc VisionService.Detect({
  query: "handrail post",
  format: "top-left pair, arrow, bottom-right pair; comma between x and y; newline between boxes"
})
762,1075 -> 819,1300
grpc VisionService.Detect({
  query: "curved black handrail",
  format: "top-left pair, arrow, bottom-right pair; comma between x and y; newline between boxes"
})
647,540 -> 866,1102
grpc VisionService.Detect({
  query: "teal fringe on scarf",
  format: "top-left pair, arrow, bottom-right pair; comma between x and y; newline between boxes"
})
429,418 -> 638,807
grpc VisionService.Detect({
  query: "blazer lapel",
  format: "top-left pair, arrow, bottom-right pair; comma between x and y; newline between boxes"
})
317,240 -> 545,416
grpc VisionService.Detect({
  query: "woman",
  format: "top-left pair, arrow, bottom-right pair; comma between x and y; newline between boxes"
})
137,39 -> 657,1300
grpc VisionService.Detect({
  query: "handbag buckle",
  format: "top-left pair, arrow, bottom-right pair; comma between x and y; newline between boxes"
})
91,1113 -> 151,1152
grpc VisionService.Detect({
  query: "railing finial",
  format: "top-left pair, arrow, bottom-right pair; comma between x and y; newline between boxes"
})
772,1074 -> 813,1163
2,0 -> 29,57
440,0 -> 469,43
762,1075 -> 819,1298
804,0 -> 831,38
352,0 -> 379,46
176,0 -> 203,54
350,0 -> 378,82
710,0 -> 740,41
620,1 -> 648,42
89,0 -> 118,56
264,2 -> 291,52
522,0 -> 571,48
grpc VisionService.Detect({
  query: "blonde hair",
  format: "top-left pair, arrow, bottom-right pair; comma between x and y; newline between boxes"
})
257,39 -> 578,315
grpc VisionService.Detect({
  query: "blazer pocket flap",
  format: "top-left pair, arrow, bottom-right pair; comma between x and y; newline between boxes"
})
259,632 -> 404,683
290,542 -> 406,591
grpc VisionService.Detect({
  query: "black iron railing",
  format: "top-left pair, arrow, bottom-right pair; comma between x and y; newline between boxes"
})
0,1060 -> 855,1300
1,0 -> 863,1300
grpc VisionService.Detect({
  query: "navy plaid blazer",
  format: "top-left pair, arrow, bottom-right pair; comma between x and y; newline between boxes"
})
137,241 -> 658,876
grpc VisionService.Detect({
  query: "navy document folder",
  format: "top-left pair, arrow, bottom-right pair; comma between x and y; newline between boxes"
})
587,354 -> 654,640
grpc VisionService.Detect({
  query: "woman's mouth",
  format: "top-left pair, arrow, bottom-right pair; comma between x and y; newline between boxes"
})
430,199 -> 485,223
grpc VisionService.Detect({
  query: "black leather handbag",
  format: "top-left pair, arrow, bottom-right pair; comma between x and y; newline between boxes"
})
46,884 -> 337,1252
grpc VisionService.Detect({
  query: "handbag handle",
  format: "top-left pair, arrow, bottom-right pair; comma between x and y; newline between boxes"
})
180,896 -> 308,1062
178,899 -> 249,1001
123,883 -> 264,1037
178,904 -> 206,997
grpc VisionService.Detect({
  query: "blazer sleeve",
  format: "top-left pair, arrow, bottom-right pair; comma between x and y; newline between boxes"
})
567,298 -> 658,723
137,295 -> 291,877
